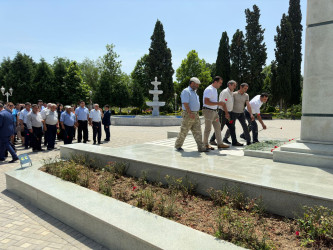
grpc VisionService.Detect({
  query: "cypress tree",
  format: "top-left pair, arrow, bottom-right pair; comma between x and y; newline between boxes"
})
245,5 -> 267,98
272,14 -> 294,110
147,20 -> 174,102
215,31 -> 231,86
288,0 -> 303,105
230,29 -> 248,84
33,58 -> 55,102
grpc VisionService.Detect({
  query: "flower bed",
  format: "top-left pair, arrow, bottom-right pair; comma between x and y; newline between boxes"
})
40,157 -> 333,249
244,140 -> 292,152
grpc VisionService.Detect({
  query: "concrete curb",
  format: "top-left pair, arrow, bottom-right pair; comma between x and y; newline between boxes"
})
5,163 -> 242,250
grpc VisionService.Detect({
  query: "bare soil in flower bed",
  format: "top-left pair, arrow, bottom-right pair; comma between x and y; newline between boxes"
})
40,158 -> 333,250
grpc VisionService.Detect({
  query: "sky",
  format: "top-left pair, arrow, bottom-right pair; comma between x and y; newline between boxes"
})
0,0 -> 307,76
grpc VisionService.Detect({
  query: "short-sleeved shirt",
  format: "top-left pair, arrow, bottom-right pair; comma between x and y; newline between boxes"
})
26,112 -> 43,129
60,112 -> 76,126
181,86 -> 200,112
203,85 -> 218,109
75,107 -> 89,121
232,91 -> 249,113
89,109 -> 102,122
19,109 -> 31,124
219,87 -> 233,112
246,95 -> 262,114
42,110 -> 59,125
12,109 -> 18,124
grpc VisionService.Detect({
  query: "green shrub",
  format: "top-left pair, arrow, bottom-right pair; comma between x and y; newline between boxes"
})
60,164 -> 79,183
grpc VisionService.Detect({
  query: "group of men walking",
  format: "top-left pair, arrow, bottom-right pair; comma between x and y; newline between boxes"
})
175,76 -> 268,152
0,100 -> 112,163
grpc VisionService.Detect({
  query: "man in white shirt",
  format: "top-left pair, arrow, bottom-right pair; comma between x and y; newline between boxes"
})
89,104 -> 103,145
202,76 -> 229,150
240,93 -> 268,143
42,104 -> 59,150
19,102 -> 32,149
41,103 -> 52,146
210,80 -> 243,146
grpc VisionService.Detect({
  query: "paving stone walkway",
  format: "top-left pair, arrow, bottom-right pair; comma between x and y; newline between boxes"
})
0,120 -> 301,249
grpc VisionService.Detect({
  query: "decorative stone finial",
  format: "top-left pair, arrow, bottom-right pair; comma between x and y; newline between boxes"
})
155,77 -> 157,82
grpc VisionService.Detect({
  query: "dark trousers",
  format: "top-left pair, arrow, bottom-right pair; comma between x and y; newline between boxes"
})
44,125 -> 48,146
224,112 -> 251,143
64,125 -> 74,144
210,110 -> 237,144
46,124 -> 57,149
104,124 -> 110,140
77,120 -> 88,142
23,123 -> 31,148
0,137 -> 18,160
31,126 -> 43,150
92,122 -> 102,143
241,110 -> 259,142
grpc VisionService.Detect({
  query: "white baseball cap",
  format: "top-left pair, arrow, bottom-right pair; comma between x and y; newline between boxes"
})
190,77 -> 201,84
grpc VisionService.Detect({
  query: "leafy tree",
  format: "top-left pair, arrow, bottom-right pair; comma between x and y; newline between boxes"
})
262,65 -> 272,94
206,62 -> 216,79
63,61 -> 90,105
147,20 -> 174,103
272,14 -> 294,109
245,5 -> 267,98
176,50 -> 212,103
130,80 -> 145,110
131,54 -> 150,98
79,58 -> 100,91
32,58 -> 55,102
93,71 -> 112,107
288,0 -> 303,104
0,57 -> 12,103
230,29 -> 248,84
4,52 -> 36,103
215,31 -> 231,86
53,57 -> 70,104
111,73 -> 131,112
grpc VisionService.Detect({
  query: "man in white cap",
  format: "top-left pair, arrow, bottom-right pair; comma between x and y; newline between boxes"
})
175,77 -> 209,152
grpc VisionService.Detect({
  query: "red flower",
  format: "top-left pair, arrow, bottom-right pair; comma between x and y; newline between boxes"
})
295,231 -> 300,236
132,186 -> 137,191
229,120 -> 234,124
271,149 -> 274,152
289,139 -> 291,141
274,146 -> 278,148
225,99 -> 228,101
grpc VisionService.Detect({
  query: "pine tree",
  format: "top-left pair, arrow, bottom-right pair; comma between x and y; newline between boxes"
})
215,31 -> 231,87
147,20 -> 174,103
230,29 -> 248,84
272,14 -> 294,110
245,5 -> 267,98
288,0 -> 303,105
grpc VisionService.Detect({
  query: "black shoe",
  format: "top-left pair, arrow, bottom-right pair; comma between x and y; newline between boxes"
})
9,158 -> 19,163
223,139 -> 231,144
83,141 -> 87,143
33,149 -> 38,152
0,158 -> 5,161
247,142 -> 252,146
104,139 -> 110,142
98,141 -> 103,144
93,142 -> 96,145
87,140 -> 91,142
25,146 -> 29,149
232,142 -> 244,146
38,149 -> 45,151
253,140 -> 260,144
209,141 -> 217,146
78,141 -> 81,143
175,147 -> 184,151
240,134 -> 245,140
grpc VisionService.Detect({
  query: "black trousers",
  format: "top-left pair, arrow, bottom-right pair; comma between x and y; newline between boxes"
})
224,112 -> 251,143
77,120 -> 88,142
104,124 -> 110,140
23,123 -> 31,148
31,126 -> 43,150
241,110 -> 259,142
92,122 -> 102,143
46,124 -> 57,149
64,125 -> 74,144
210,110 -> 237,144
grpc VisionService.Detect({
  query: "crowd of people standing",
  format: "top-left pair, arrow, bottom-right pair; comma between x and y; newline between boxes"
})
0,100 -> 111,163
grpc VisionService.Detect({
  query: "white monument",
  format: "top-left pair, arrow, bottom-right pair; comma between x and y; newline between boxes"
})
146,77 -> 165,116
274,0 -> 333,167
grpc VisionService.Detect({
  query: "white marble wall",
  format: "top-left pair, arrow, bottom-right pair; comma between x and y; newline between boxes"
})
300,0 -> 333,142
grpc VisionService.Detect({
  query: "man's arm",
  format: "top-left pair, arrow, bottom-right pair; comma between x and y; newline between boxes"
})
245,101 -> 255,121
256,114 -> 267,129
183,103 -> 195,119
60,121 -> 65,130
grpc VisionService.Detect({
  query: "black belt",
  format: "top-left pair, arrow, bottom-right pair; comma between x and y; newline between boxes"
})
203,107 -> 217,111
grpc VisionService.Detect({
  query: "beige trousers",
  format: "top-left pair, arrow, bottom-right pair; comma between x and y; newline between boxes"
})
202,109 -> 222,145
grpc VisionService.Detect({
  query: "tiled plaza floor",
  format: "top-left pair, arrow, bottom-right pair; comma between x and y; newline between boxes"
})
0,120 -> 301,249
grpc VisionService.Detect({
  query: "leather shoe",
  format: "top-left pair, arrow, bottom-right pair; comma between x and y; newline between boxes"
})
205,145 -> 215,150
218,144 -> 229,149
240,134 -> 245,140
98,142 -> 103,144
232,142 -> 244,146
9,158 -> 19,163
223,139 -> 231,144
253,140 -> 260,144
198,148 -> 210,152
209,141 -> 217,146
175,147 -> 184,151
247,142 -> 252,146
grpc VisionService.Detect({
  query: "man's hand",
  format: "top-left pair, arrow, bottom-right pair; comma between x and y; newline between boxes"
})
29,129 -> 33,133
44,126 -> 47,132
225,113 -> 230,120
105,126 -> 109,128
189,113 -> 195,119
62,126 -> 65,130
250,115 -> 255,121
262,124 -> 267,130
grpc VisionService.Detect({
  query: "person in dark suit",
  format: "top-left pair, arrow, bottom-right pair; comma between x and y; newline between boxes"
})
0,103 -> 19,163
102,105 -> 111,142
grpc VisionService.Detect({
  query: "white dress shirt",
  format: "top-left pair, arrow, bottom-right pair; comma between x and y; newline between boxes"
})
203,85 -> 218,109
246,95 -> 263,114
219,87 -> 234,112
19,109 -> 31,124
89,109 -> 102,122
